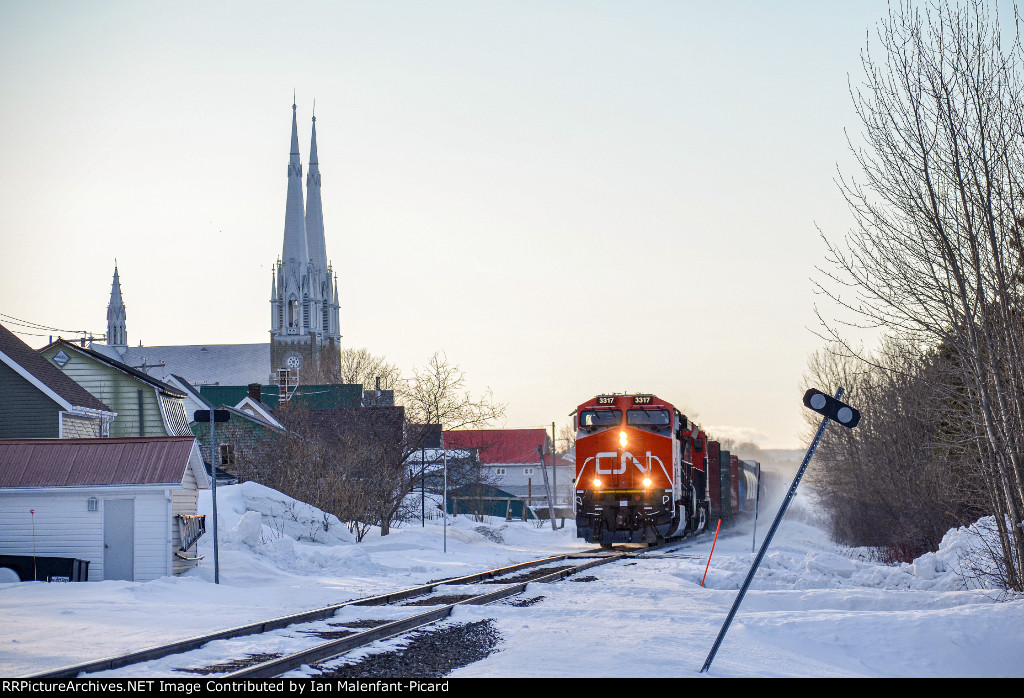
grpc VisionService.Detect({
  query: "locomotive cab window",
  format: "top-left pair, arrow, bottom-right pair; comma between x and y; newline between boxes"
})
579,409 -> 622,430
627,408 -> 672,434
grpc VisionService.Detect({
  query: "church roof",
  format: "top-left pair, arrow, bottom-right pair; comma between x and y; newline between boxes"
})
113,343 -> 271,388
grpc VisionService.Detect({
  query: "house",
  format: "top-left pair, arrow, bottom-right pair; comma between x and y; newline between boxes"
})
190,403 -> 286,483
446,483 -> 537,520
443,429 -> 574,508
0,436 -> 210,581
38,339 -> 193,438
0,323 -> 116,438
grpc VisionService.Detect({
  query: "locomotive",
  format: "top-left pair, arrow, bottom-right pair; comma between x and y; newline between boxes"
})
572,393 -> 710,545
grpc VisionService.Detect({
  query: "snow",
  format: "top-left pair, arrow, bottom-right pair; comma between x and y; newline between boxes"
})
1,484 -> 1021,678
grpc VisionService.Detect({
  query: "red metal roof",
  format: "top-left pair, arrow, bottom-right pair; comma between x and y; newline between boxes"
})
0,436 -> 197,488
443,429 -> 553,465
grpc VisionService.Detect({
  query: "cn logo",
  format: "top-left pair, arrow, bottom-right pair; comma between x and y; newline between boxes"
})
593,452 -> 621,474
589,451 -> 665,475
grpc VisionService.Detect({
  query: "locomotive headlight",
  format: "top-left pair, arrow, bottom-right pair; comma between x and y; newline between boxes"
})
619,431 -> 627,448
643,477 -> 652,488
593,478 -> 602,488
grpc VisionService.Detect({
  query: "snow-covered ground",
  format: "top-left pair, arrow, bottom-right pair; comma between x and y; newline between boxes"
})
1,482 -> 1021,678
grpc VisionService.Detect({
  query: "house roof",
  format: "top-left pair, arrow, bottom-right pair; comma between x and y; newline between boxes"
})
217,404 -> 286,432
0,324 -> 112,414
44,340 -> 186,398
443,429 -> 554,465
168,374 -> 213,408
231,396 -> 284,429
0,436 -> 201,488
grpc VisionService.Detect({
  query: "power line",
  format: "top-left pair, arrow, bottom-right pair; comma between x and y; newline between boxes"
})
0,312 -> 92,335
0,312 -> 102,342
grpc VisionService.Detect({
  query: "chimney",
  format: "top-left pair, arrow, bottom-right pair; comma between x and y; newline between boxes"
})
248,383 -> 262,402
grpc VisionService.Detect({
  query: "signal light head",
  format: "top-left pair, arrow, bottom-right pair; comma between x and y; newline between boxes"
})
802,388 -> 861,428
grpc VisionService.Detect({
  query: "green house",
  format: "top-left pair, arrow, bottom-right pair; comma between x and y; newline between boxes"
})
446,484 -> 538,520
39,340 -> 193,438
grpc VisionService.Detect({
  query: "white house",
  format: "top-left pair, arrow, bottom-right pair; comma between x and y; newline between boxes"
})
0,436 -> 210,581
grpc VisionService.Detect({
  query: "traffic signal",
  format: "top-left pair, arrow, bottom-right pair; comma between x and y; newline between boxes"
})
802,389 -> 860,428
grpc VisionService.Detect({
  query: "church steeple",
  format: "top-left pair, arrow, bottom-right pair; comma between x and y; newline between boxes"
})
270,99 -> 341,386
281,99 -> 309,282
106,263 -> 127,351
305,108 -> 328,276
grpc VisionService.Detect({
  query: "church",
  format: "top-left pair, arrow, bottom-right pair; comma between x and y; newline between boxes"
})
93,101 -> 342,394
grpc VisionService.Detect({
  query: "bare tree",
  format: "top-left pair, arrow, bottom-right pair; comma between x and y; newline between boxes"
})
818,0 -> 1024,587
805,338 -> 984,560
556,422 -> 575,457
335,347 -> 401,389
241,351 -> 506,538
397,352 -> 506,440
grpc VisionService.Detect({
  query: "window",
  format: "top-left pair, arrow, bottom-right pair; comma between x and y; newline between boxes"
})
524,468 -> 534,476
578,410 -> 622,430
627,408 -> 672,435
627,409 -> 671,426
219,443 -> 236,466
495,467 -> 506,476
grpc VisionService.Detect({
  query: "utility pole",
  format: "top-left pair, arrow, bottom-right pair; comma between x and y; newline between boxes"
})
551,421 -> 557,510
195,408 -> 230,585
537,445 -> 557,531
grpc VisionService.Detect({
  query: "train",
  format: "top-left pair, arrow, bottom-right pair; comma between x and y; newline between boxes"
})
572,393 -> 764,545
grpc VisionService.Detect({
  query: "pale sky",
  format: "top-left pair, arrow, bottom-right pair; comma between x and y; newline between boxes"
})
0,1 -> 892,448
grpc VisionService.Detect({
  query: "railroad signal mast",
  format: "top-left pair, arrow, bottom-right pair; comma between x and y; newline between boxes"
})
700,387 -> 860,674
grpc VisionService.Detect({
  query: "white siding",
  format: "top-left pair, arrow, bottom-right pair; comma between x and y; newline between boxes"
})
0,493 -> 103,579
171,466 -> 202,575
0,487 -> 179,582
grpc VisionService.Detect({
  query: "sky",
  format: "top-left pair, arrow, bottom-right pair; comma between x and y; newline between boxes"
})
1,482 -> 1021,678
0,1 -> 897,448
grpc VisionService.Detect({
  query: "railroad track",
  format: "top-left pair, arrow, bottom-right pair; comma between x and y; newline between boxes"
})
26,547 -> 653,680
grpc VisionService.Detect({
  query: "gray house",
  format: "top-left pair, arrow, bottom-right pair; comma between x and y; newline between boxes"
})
0,323 -> 116,438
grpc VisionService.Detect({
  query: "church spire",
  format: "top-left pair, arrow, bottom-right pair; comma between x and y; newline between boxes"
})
281,99 -> 309,281
106,263 -> 127,351
305,107 -> 328,276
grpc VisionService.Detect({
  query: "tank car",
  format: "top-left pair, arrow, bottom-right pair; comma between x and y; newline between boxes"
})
573,393 -> 710,545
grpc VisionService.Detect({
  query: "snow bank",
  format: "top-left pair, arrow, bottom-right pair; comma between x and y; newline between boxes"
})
203,483 -> 383,578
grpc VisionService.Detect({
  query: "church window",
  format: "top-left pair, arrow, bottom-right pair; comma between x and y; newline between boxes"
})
288,299 -> 299,328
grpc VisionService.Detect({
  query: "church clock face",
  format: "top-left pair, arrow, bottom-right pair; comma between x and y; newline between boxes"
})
286,354 -> 302,370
